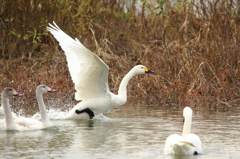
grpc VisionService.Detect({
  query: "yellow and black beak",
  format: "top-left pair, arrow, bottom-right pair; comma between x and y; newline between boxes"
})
143,67 -> 154,73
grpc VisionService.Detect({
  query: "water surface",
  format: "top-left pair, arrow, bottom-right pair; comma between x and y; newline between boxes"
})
0,105 -> 240,159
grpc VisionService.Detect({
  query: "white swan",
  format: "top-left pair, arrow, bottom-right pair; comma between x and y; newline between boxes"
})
14,85 -> 57,129
164,107 -> 203,155
47,22 -> 154,119
0,87 -> 24,130
0,85 -> 56,130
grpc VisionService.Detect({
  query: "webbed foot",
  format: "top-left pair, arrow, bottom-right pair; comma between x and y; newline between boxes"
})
75,108 -> 95,119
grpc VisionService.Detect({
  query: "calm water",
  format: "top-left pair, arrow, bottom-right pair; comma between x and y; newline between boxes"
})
0,105 -> 240,159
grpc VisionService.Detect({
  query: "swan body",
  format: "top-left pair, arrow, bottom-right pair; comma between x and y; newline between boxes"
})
47,22 -> 154,119
14,85 -> 57,129
164,107 -> 203,155
66,92 -> 124,119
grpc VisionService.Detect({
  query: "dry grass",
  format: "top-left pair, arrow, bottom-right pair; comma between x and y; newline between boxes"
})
0,0 -> 239,113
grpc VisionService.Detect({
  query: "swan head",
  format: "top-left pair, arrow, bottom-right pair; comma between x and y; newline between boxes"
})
132,65 -> 154,75
37,85 -> 57,94
183,107 -> 193,119
2,87 -> 23,98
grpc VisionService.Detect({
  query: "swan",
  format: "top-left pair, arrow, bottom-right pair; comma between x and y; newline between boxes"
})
47,22 -> 154,119
164,107 -> 203,155
14,85 -> 57,129
0,87 -> 24,130
0,85 -> 56,130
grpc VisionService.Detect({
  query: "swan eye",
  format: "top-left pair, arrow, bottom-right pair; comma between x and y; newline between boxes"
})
183,118 -> 185,123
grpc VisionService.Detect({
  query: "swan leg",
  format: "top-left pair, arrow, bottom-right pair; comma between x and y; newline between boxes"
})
75,108 -> 94,119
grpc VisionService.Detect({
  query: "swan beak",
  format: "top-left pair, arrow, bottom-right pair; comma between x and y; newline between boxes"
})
146,70 -> 154,73
46,87 -> 57,93
45,86 -> 57,92
144,67 -> 154,73
48,89 -> 57,93
13,91 -> 23,97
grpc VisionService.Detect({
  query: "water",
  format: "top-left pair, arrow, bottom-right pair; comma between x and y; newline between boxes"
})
0,105 -> 240,159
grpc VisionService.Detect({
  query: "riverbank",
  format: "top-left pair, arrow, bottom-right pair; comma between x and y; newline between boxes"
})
0,1 -> 239,110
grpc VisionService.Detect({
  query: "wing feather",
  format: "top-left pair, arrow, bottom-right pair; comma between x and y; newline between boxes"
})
47,22 -> 110,100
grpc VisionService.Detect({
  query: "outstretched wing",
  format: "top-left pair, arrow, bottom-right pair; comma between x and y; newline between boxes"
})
47,22 -> 110,100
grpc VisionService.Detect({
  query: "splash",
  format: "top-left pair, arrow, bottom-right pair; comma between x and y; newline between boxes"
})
32,109 -> 69,120
31,108 -> 111,120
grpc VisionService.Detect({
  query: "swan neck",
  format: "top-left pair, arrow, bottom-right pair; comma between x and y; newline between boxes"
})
118,70 -> 135,102
36,91 -> 51,127
1,95 -> 17,130
182,114 -> 192,137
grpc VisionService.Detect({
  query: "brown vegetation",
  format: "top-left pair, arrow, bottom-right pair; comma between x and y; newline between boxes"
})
0,0 -> 239,113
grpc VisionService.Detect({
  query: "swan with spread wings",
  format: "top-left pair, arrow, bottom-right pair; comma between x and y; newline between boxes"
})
47,22 -> 154,119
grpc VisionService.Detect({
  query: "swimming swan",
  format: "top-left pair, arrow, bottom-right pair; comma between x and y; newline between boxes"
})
0,87 -> 24,130
164,107 -> 203,155
0,85 -> 56,130
14,85 -> 57,129
47,22 -> 154,119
